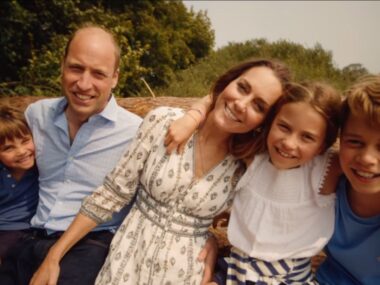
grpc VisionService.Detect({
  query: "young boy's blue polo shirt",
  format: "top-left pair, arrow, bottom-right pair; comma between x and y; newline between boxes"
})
0,163 -> 39,230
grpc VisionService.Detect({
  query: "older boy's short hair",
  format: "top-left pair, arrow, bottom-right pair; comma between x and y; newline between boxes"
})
0,104 -> 31,145
341,75 -> 380,127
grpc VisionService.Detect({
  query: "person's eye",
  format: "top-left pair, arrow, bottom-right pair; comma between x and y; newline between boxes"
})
344,139 -> 363,147
302,134 -> 316,142
252,101 -> 265,113
237,82 -> 248,94
278,123 -> 289,132
1,145 -> 14,152
93,71 -> 107,79
69,65 -> 83,73
22,137 -> 32,144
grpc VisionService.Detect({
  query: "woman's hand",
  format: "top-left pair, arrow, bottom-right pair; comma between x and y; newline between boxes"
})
29,254 -> 60,285
165,95 -> 212,154
198,235 -> 218,285
165,112 -> 200,154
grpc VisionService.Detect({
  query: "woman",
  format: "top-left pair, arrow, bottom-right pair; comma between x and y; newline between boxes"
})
30,59 -> 291,285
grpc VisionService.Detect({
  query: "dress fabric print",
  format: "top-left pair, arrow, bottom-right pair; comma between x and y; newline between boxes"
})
80,107 -> 243,285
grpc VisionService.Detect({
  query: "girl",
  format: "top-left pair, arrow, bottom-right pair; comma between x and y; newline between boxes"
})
167,81 -> 342,284
225,82 -> 341,284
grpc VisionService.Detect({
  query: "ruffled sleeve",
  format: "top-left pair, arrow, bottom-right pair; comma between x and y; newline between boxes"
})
310,148 -> 336,207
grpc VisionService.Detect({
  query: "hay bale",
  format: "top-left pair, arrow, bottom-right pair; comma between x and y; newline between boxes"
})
1,96 -> 197,118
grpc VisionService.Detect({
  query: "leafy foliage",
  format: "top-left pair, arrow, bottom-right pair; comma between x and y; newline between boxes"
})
0,1 -> 369,98
158,39 -> 369,97
0,0 -> 214,97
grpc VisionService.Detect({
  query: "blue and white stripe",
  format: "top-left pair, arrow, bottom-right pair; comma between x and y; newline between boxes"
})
226,247 -> 318,285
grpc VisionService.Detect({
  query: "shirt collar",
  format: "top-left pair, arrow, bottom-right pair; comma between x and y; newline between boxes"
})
54,95 -> 119,123
98,95 -> 119,122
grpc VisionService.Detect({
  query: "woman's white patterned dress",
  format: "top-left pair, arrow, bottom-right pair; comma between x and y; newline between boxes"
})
80,107 -> 244,285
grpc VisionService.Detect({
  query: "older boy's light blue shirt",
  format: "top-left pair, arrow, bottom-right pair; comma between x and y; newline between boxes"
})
25,97 -> 142,233
316,176 -> 380,284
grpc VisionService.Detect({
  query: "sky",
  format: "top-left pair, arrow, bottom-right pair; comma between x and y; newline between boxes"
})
183,1 -> 380,74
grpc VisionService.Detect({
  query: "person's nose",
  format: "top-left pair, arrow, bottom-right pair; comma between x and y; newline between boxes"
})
15,145 -> 27,157
234,95 -> 253,113
356,146 -> 378,168
76,71 -> 92,90
281,134 -> 298,150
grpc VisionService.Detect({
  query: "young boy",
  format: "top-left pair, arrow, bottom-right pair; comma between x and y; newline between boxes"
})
0,104 -> 39,262
316,75 -> 380,284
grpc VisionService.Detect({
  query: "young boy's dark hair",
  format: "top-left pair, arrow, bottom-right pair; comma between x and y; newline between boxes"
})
0,104 -> 31,144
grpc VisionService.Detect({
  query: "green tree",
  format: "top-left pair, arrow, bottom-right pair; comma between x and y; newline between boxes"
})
158,39 -> 366,97
0,0 -> 214,97
0,0 -> 35,82
341,63 -> 369,84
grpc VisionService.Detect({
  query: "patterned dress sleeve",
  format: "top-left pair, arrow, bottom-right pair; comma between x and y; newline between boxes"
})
80,107 -> 179,224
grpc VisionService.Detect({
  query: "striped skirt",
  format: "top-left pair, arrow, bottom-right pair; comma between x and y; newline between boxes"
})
226,247 -> 318,285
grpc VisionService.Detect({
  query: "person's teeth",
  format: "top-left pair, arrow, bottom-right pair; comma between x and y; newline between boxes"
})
77,94 -> 91,100
17,155 -> 32,163
278,149 -> 292,158
225,106 -> 238,121
355,170 -> 375,179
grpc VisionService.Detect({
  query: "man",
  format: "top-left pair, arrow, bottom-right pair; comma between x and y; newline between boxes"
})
0,24 -> 142,285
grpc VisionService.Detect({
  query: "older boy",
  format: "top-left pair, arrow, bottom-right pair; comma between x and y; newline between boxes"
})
316,75 -> 380,284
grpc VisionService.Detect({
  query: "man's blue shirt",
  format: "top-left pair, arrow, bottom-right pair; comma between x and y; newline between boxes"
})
25,96 -> 142,232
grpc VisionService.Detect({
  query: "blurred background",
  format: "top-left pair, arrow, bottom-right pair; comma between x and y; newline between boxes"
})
1,0 -> 378,98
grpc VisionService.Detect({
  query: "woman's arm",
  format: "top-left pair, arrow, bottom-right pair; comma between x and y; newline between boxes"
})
29,214 -> 98,285
165,95 -> 212,154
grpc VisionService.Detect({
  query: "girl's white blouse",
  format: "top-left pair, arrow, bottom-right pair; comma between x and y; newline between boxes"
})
228,151 -> 336,261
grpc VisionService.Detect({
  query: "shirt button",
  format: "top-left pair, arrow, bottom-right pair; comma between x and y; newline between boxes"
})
7,174 -> 11,178
11,184 -> 16,188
